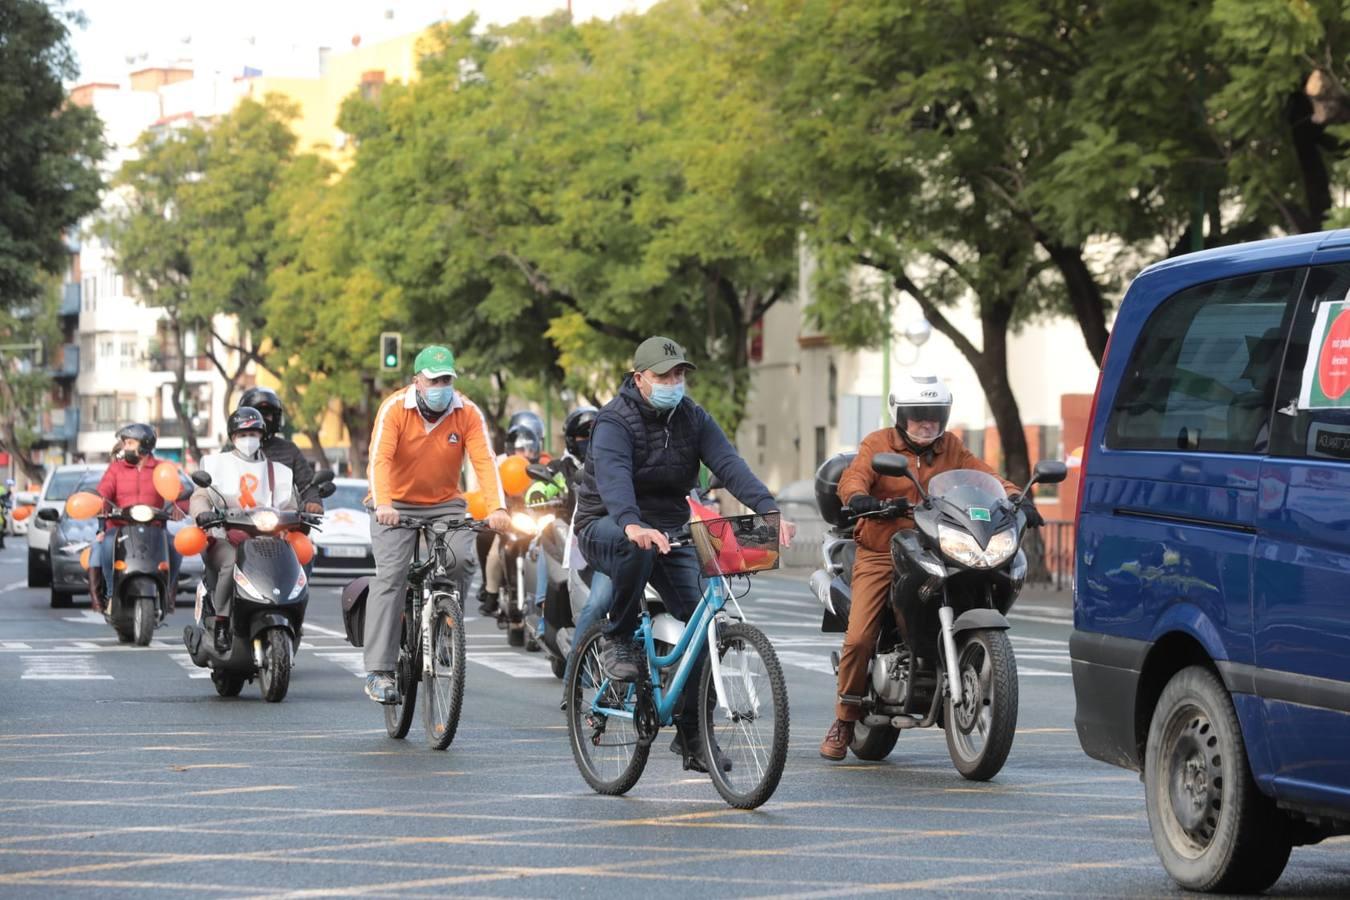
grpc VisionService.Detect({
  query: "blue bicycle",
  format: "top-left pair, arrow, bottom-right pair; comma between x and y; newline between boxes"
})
565,512 -> 790,809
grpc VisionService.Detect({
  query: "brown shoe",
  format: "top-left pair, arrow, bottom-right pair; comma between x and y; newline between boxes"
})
819,719 -> 854,761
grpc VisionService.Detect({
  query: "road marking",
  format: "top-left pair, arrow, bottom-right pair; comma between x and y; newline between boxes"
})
775,650 -> 837,675
302,623 -> 348,639
20,655 -> 111,680
1008,613 -> 1074,626
0,642 -> 32,650
1014,603 -> 1072,618
60,610 -> 106,626
169,653 -> 210,679
0,580 -> 27,594
312,651 -> 366,677
1020,668 -> 1073,677
470,652 -> 555,679
69,641 -> 101,650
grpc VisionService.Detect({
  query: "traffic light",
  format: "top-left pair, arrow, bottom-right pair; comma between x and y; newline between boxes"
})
379,332 -> 401,371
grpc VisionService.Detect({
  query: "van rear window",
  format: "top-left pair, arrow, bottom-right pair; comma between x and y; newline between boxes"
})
1107,269 -> 1301,454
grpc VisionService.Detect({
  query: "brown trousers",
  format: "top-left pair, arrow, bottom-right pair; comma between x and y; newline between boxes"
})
834,546 -> 895,721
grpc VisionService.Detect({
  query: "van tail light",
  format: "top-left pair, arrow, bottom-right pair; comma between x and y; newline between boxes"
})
1074,333 -> 1114,536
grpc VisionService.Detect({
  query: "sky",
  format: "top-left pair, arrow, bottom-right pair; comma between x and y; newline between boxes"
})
58,0 -> 653,85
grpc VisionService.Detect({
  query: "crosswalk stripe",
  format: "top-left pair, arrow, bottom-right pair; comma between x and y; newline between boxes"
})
0,641 -> 32,650
313,651 -> 366,677
20,654 -> 112,680
775,650 -> 837,675
169,653 -> 211,679
471,652 -> 555,679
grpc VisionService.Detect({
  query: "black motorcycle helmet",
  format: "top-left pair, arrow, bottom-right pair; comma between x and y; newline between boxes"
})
228,406 -> 267,439
507,410 -> 545,443
115,423 -> 157,459
238,386 -> 284,438
563,406 -> 598,460
505,424 -> 542,463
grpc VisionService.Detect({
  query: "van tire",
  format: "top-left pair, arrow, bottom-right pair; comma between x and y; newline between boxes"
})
28,549 -> 49,588
1144,666 -> 1291,893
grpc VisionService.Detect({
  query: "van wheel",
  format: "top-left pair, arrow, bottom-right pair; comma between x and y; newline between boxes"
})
1145,666 -> 1292,893
27,549 -> 50,588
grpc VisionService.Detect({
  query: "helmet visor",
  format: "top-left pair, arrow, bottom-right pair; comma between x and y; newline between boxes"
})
896,404 -> 951,430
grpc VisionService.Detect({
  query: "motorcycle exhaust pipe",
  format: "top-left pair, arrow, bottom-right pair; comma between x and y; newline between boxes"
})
938,605 -> 962,707
809,569 -> 835,615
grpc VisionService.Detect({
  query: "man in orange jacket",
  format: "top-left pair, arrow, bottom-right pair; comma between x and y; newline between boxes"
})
363,345 -> 511,704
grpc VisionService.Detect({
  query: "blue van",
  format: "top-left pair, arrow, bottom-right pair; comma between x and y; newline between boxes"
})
1072,229 -> 1350,893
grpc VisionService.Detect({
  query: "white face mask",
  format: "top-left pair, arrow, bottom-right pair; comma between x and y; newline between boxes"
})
234,435 -> 261,458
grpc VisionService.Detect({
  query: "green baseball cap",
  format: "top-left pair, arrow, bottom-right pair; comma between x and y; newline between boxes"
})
633,336 -> 696,375
414,345 -> 457,378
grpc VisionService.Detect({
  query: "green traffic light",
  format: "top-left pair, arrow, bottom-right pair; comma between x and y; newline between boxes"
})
384,355 -> 397,367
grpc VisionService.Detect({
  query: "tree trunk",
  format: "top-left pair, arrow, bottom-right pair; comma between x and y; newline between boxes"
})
166,313 -> 201,462
1041,239 -> 1110,367
341,402 -> 372,479
303,428 -> 327,469
0,377 -> 47,483
1287,90 -> 1333,233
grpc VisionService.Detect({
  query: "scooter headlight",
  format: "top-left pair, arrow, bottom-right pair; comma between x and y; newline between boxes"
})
233,567 -> 267,601
250,510 -> 280,532
288,570 -> 307,600
938,525 -> 1016,569
510,512 -> 539,535
129,504 -> 156,523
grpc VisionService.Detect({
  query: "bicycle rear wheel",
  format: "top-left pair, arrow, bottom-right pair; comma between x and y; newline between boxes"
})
567,622 -> 648,795
699,622 -> 790,809
423,592 -> 466,750
385,607 -> 419,739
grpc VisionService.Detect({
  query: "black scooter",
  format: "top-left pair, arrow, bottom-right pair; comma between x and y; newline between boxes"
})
182,469 -> 334,702
45,502 -> 176,646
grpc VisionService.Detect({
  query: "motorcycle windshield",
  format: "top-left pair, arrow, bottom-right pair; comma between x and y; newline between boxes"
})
925,470 -> 1009,518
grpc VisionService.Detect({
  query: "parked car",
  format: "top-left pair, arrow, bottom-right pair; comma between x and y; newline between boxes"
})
8,489 -> 38,537
311,477 -> 374,577
1071,229 -> 1350,893
27,464 -> 106,588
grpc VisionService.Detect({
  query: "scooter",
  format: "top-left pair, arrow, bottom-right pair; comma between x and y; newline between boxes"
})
181,469 -> 334,702
496,503 -> 558,650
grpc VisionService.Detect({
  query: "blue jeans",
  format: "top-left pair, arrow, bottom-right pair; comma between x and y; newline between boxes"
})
562,569 -> 613,690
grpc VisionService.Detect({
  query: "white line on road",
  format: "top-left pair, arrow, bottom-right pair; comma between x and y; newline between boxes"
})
471,651 -> 555,679
169,653 -> 210,679
0,641 -> 32,650
302,623 -> 348,639
20,654 -> 112,680
0,579 -> 28,594
1020,668 -> 1073,677
1009,613 -> 1075,626
60,610 -> 106,626
1015,604 -> 1072,618
775,650 -> 837,675
312,651 -> 366,677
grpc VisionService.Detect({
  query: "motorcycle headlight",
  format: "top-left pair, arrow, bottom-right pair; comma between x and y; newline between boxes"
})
510,512 -> 539,535
250,510 -> 280,532
938,525 -> 1016,569
129,505 -> 155,523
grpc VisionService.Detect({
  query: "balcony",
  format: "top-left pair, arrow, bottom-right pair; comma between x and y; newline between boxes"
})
155,417 -> 210,440
147,352 -> 214,374
39,408 -> 79,444
63,230 -> 80,254
60,282 -> 80,317
51,344 -> 79,379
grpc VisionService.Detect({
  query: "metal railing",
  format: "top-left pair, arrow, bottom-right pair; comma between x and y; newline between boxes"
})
1030,520 -> 1075,591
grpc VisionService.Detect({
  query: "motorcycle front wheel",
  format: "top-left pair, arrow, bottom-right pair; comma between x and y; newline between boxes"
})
259,629 -> 293,703
944,628 -> 1017,781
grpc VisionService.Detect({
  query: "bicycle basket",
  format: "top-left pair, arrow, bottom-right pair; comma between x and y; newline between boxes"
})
688,512 -> 781,578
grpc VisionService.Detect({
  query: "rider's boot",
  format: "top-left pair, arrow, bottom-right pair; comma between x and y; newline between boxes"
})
819,718 -> 855,761
476,589 -> 499,617
670,721 -> 732,773
213,617 -> 232,654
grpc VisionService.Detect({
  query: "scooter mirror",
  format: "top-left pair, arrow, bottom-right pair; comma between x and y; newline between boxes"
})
1031,459 -> 1069,485
525,463 -> 552,483
871,452 -> 911,479
317,482 -> 337,499
190,470 -> 213,487
312,469 -> 335,486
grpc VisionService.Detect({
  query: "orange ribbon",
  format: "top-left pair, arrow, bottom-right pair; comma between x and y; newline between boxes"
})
238,473 -> 260,509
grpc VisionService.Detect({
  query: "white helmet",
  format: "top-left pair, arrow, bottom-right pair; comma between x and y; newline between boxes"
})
889,374 -> 953,450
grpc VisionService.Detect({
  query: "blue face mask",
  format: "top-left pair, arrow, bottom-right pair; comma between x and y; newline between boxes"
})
422,386 -> 454,412
648,381 -> 684,410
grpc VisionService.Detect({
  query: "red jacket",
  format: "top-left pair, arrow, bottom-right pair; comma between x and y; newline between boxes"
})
96,456 -> 171,513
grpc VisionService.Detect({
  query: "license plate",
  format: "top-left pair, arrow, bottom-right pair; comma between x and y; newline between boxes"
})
323,545 -> 368,558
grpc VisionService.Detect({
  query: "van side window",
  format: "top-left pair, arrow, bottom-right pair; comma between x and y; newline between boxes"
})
1107,269 -> 1302,454
1269,263 -> 1350,461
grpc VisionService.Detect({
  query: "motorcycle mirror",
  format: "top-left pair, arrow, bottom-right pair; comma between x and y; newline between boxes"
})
871,452 -> 927,502
525,463 -> 552,483
37,507 -> 61,523
312,469 -> 336,486
190,470 -> 213,487
317,482 -> 337,499
1031,459 -> 1068,485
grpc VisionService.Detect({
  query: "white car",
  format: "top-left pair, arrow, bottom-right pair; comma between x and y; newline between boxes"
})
311,477 -> 375,577
8,490 -> 38,537
28,464 -> 107,588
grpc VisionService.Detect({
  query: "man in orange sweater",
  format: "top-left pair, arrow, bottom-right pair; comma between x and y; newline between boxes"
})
363,345 -> 511,704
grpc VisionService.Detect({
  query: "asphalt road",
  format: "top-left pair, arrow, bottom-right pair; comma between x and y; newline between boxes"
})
0,543 -> 1346,898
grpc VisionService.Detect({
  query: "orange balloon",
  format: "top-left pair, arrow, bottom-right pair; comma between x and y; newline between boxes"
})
464,490 -> 489,520
153,461 -> 182,502
499,455 -> 530,496
12,505 -> 33,522
285,531 -> 315,566
79,547 -> 92,570
173,524 -> 208,556
66,491 -> 103,520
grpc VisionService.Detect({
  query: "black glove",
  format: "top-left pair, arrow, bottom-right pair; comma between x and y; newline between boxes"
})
883,498 -> 913,519
196,511 -> 218,528
846,494 -> 882,518
1011,494 -> 1045,528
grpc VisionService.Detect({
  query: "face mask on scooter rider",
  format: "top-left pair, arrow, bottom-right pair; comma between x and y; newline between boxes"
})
234,435 -> 261,458
122,450 -> 141,465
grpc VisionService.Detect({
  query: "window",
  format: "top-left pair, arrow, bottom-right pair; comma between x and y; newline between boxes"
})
1107,269 -> 1302,454
1036,424 -> 1061,498
99,339 -> 114,360
815,426 -> 827,469
1269,264 -> 1350,461
839,393 -> 882,448
828,361 -> 838,428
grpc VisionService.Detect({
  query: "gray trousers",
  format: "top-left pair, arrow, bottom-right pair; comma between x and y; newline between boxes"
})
364,500 -> 476,672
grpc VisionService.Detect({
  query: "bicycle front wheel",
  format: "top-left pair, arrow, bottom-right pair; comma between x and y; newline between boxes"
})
699,622 -> 790,809
423,592 -> 466,750
567,622 -> 648,796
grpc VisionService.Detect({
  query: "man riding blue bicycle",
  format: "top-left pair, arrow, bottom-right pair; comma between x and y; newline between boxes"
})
571,336 -> 795,772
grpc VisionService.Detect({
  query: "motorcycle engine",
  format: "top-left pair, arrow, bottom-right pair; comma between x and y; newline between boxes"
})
870,647 -> 909,707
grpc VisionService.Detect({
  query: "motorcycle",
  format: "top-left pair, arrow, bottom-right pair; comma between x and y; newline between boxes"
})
809,451 -> 1066,780
48,500 -> 177,646
181,469 -> 334,702
496,500 -> 558,650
